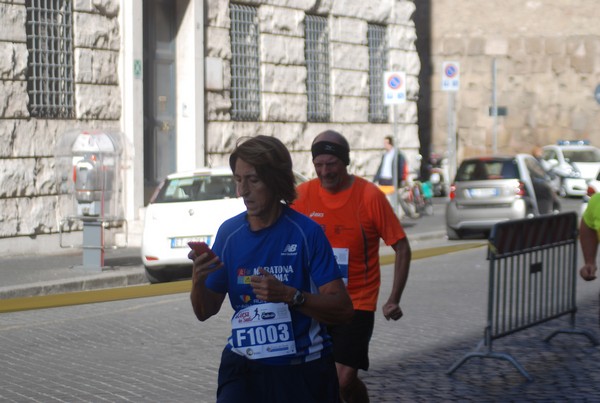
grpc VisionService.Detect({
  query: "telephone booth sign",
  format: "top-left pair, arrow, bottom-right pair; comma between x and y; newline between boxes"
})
56,130 -> 123,218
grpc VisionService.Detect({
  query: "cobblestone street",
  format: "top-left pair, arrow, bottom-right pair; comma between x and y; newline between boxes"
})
1,247 -> 599,401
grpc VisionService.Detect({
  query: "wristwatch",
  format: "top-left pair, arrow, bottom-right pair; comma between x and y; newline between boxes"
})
290,289 -> 306,308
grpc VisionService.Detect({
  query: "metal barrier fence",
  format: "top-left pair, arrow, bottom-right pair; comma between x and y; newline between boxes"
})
447,212 -> 598,381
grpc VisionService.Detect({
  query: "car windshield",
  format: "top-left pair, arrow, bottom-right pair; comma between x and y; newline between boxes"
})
563,149 -> 600,163
155,175 -> 238,203
455,159 -> 518,181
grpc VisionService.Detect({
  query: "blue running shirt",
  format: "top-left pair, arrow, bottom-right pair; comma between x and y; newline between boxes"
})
205,205 -> 343,365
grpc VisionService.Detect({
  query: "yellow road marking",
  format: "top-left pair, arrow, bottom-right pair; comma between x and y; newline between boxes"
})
0,280 -> 192,314
380,242 -> 486,265
1,242 -> 485,314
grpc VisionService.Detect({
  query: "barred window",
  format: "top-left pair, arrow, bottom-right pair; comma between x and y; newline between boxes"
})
230,4 -> 261,121
25,0 -> 75,119
305,15 -> 330,122
368,24 -> 388,123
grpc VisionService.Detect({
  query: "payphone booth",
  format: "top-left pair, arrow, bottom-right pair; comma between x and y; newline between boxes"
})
55,130 -> 127,270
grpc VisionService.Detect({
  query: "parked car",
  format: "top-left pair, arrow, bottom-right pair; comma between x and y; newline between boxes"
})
141,166 -> 308,283
540,140 -> 600,197
580,169 -> 600,217
445,155 -> 561,240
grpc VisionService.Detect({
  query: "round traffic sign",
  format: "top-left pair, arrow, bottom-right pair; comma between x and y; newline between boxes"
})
387,74 -> 403,90
444,63 -> 458,78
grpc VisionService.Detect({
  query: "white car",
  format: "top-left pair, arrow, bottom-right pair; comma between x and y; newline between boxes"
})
141,166 -> 308,283
580,170 -> 600,217
541,141 -> 600,197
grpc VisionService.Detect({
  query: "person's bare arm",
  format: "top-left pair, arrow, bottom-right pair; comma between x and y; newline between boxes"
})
579,219 -> 598,281
190,253 -> 226,321
382,236 -> 411,320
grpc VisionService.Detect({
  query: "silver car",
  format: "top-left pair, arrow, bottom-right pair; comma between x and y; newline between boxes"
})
445,154 -> 561,240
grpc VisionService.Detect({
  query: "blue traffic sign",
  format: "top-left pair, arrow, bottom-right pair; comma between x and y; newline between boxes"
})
388,74 -> 403,90
383,71 -> 406,105
442,61 -> 460,92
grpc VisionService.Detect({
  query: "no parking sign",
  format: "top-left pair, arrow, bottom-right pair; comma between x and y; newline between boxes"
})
383,71 -> 406,105
442,61 -> 460,91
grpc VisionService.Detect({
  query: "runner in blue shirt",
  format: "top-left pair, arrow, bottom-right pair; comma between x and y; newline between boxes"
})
190,135 -> 353,403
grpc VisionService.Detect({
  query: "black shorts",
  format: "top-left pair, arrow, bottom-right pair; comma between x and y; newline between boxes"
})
327,310 -> 375,370
216,348 -> 340,403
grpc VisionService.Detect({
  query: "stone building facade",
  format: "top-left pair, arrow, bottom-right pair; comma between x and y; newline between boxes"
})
429,0 -> 600,166
203,0 -> 420,176
0,0 -> 419,254
0,0 -> 122,254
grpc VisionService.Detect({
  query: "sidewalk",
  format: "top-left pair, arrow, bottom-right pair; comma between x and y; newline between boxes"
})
0,247 -> 147,300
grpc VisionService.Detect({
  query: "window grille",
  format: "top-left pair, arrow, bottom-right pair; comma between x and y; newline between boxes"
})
368,24 -> 388,123
230,4 -> 261,121
25,0 -> 75,119
305,15 -> 330,122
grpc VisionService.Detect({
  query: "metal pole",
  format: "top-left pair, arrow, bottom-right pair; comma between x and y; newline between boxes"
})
447,92 -> 457,183
492,58 -> 498,154
392,104 -> 399,215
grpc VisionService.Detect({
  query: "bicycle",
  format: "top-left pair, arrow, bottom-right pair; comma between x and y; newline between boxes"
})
379,182 -> 432,219
399,181 -> 433,218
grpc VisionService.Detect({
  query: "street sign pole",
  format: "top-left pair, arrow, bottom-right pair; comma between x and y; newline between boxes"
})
447,92 -> 456,185
492,58 -> 498,154
383,71 -> 406,218
392,104 -> 399,215
442,61 -> 460,186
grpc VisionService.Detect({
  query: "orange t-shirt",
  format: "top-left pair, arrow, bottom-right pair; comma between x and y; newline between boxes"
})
292,176 -> 406,311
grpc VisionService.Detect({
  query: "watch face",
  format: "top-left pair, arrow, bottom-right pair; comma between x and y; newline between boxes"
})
293,290 -> 305,306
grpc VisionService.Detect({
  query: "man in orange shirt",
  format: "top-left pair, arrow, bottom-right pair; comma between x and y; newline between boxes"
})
293,130 -> 412,403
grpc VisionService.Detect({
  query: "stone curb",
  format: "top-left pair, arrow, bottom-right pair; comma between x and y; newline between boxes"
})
0,268 -> 147,300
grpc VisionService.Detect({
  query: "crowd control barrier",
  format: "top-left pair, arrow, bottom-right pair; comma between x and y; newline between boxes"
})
447,212 -> 598,381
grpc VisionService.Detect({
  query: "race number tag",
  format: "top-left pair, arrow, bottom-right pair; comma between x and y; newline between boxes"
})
332,248 -> 349,286
230,303 -> 296,360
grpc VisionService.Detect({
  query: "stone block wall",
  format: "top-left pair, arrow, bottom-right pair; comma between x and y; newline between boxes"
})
204,0 -> 420,178
0,0 -> 121,241
430,0 -> 600,161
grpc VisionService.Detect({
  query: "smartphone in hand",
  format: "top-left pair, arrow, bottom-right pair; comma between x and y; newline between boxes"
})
188,241 -> 217,260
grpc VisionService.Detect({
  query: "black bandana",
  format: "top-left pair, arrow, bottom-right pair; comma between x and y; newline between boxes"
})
311,141 -> 350,166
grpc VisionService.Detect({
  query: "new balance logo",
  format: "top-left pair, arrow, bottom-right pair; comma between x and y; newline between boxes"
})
283,244 -> 297,253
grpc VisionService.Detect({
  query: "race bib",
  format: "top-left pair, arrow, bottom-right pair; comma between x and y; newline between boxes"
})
230,303 -> 296,360
332,247 -> 349,286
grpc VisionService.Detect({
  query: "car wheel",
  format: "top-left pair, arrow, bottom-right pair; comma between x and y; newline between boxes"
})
446,226 -> 462,240
145,266 -> 167,284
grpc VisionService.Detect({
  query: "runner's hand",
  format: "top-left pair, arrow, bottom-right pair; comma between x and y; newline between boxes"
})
382,302 -> 403,321
250,268 -> 291,302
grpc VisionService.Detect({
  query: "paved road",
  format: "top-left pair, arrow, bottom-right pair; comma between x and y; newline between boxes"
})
1,246 -> 599,402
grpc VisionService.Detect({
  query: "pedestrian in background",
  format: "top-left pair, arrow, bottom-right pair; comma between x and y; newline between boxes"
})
373,135 -> 407,187
190,135 -> 353,403
293,130 -> 412,403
